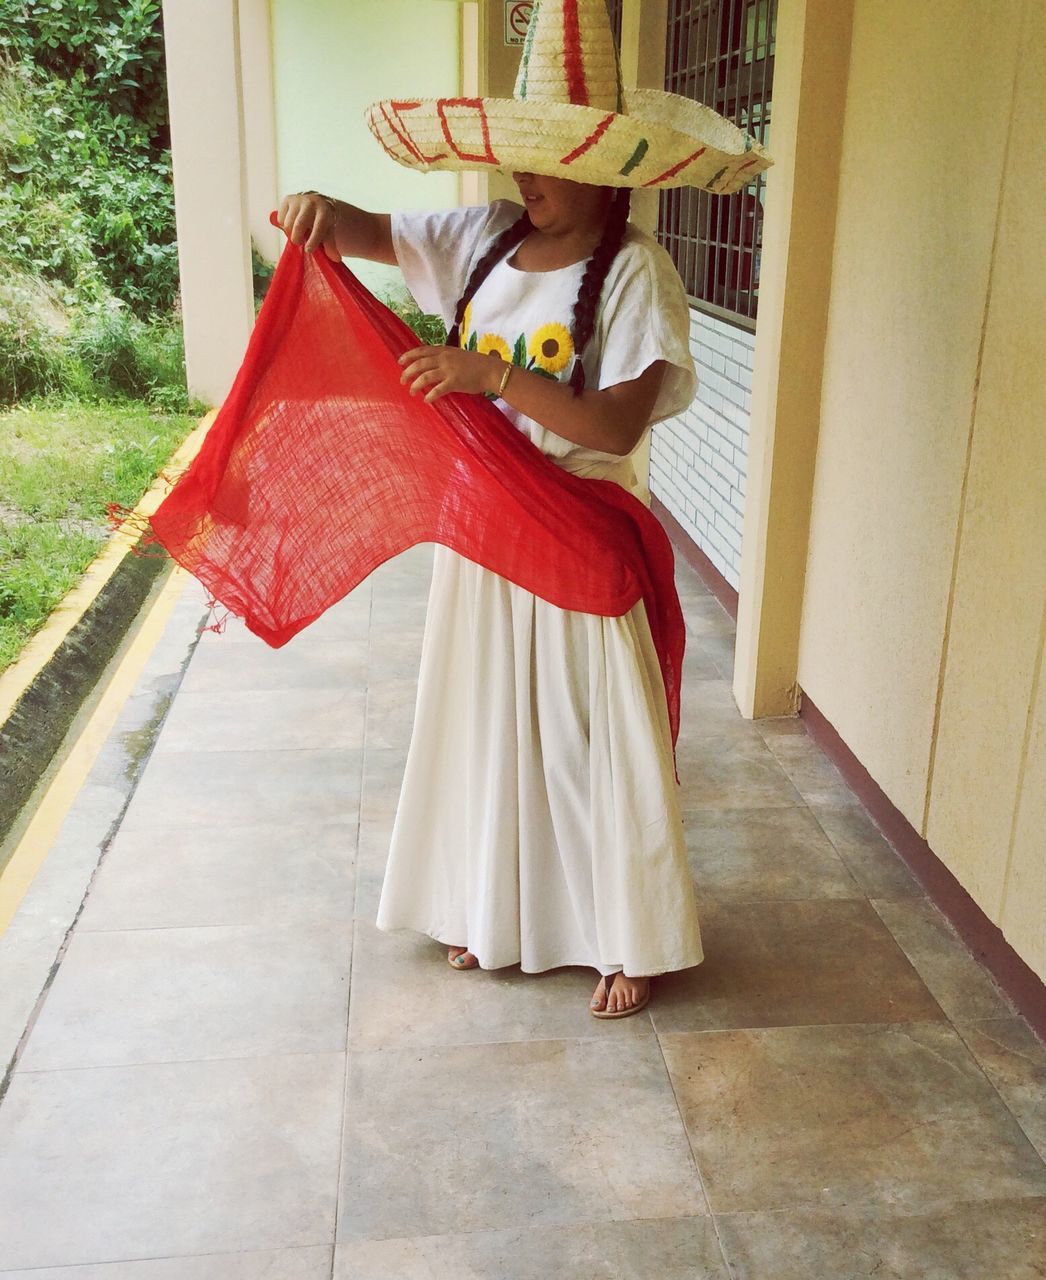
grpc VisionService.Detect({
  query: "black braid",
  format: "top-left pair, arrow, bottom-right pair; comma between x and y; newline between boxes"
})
446,211 -> 533,348
569,186 -> 632,395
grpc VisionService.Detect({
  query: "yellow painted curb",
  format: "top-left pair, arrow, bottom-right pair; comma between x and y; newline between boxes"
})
0,563 -> 192,936
0,409 -> 216,726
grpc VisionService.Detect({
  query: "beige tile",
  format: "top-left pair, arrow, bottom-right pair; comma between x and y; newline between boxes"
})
367,629 -> 425,680
18,921 -> 352,1070
754,714 -> 809,739
661,1022 -> 1046,1214
335,1217 -> 729,1279
180,638 -> 369,694
120,748 -> 361,830
955,1017 -> 1046,1161
0,1247 -> 334,1279
685,806 -> 864,902
347,921 -> 653,1050
0,1054 -> 343,1270
871,897 -> 1017,1022
649,899 -> 945,1034
154,686 -> 367,753
337,1037 -> 704,1241
809,803 -> 924,900
77,820 -> 356,931
716,1197 -> 1046,1280
761,732 -> 859,805
680,640 -> 722,679
675,734 -> 803,809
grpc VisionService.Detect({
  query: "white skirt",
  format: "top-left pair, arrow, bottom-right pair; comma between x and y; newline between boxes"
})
374,542 -> 704,978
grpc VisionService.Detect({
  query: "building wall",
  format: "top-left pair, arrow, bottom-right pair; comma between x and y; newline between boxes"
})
649,311 -> 754,588
798,0 -> 1046,980
269,0 -> 462,296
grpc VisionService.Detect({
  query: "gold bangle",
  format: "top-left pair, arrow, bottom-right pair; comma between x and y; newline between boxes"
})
497,361 -> 514,398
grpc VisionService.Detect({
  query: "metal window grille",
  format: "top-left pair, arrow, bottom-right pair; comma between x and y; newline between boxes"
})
606,0 -> 624,49
658,0 -> 776,328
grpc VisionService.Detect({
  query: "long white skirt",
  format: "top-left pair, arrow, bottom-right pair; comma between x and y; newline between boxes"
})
374,543 -> 705,977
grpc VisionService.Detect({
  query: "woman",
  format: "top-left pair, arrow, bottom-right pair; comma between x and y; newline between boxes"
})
276,0 -> 771,1018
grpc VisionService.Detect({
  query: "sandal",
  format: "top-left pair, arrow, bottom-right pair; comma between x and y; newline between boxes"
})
590,971 -> 651,1020
447,946 -> 479,969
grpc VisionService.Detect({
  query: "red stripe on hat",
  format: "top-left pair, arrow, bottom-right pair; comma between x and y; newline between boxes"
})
642,146 -> 707,187
563,0 -> 589,106
560,112 -> 615,165
379,102 -> 426,164
437,98 -> 499,165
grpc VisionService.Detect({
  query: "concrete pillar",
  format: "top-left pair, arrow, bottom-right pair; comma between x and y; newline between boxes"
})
162,0 -> 255,406
239,0 -> 281,263
732,0 -> 856,717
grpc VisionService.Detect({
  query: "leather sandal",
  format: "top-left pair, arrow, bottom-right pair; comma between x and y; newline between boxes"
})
590,971 -> 651,1019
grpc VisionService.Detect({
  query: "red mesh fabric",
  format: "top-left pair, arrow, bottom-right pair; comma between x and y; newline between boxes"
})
144,231 -> 686,771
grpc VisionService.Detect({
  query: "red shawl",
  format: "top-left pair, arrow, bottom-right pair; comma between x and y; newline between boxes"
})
131,229 -> 687,774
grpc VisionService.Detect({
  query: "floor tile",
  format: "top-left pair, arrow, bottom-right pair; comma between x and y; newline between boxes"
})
346,921 -> 652,1050
761,732 -> 859,806
650,898 -> 946,1033
364,677 -> 419,749
685,806 -> 864,902
359,746 -> 408,823
679,678 -> 765,737
337,1037 -> 703,1241
0,1054 -> 343,1270
675,734 -> 803,809
809,803 -> 924,900
153,686 -> 366,753
660,1022 -> 1046,1214
120,748 -> 361,830
17,921 -> 352,1071
195,590 -> 371,645
334,1217 -> 729,1279
354,818 -> 392,919
180,638 -> 369,694
954,1017 -> 1046,1161
871,897 -> 1017,1022
77,820 -> 356,931
0,1246 -> 333,1279
715,1197 -> 1046,1280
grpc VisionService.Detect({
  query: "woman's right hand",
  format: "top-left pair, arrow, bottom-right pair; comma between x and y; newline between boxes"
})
275,192 -> 342,261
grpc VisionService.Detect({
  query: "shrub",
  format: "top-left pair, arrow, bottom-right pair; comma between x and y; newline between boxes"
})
0,263 -> 77,403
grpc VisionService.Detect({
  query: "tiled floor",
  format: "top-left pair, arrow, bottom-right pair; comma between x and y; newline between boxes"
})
0,544 -> 1044,1278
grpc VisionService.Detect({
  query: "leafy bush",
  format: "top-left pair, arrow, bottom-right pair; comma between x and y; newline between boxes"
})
0,2 -> 177,317
0,262 -> 79,402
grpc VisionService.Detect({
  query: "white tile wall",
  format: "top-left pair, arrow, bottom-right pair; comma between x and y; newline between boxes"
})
650,307 -> 754,589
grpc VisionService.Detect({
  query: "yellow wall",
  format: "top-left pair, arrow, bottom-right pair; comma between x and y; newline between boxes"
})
798,0 -> 1045,978
270,0 -> 462,296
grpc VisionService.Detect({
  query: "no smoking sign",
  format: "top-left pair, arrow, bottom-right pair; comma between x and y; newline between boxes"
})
505,1 -> 533,45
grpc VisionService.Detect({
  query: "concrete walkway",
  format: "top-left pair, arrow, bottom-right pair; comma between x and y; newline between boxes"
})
0,543 -> 1044,1278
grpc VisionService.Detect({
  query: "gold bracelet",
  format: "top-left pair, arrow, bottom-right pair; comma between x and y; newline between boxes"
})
497,361 -> 514,398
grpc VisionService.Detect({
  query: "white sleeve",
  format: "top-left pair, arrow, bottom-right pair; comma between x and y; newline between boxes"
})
593,236 -> 698,425
390,200 -> 523,327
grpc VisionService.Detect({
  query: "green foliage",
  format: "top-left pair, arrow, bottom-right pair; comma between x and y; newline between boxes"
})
0,3 -> 177,317
385,293 -> 447,346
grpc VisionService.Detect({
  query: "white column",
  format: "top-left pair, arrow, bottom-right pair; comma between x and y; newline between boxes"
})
162,0 -> 254,406
239,0 -> 281,263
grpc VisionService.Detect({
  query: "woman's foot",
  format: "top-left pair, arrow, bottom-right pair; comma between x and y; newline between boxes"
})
590,971 -> 650,1014
448,945 -> 479,969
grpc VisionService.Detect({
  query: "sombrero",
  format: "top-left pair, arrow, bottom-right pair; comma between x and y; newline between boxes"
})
365,0 -> 772,195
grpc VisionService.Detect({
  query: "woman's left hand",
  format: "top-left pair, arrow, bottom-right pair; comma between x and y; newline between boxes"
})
398,345 -> 501,403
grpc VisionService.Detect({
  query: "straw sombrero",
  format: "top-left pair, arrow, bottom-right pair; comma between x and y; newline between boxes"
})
366,0 -> 772,195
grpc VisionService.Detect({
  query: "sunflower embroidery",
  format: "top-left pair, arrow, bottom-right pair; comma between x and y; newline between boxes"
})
477,332 -> 512,362
528,322 -> 574,375
459,301 -> 474,348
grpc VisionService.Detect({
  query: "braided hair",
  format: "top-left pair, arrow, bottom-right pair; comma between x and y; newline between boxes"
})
447,187 -> 633,397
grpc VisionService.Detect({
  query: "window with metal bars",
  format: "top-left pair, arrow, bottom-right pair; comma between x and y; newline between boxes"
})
606,0 -> 624,48
658,0 -> 776,328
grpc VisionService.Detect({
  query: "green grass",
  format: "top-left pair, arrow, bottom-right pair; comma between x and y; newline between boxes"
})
0,397 -> 198,671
